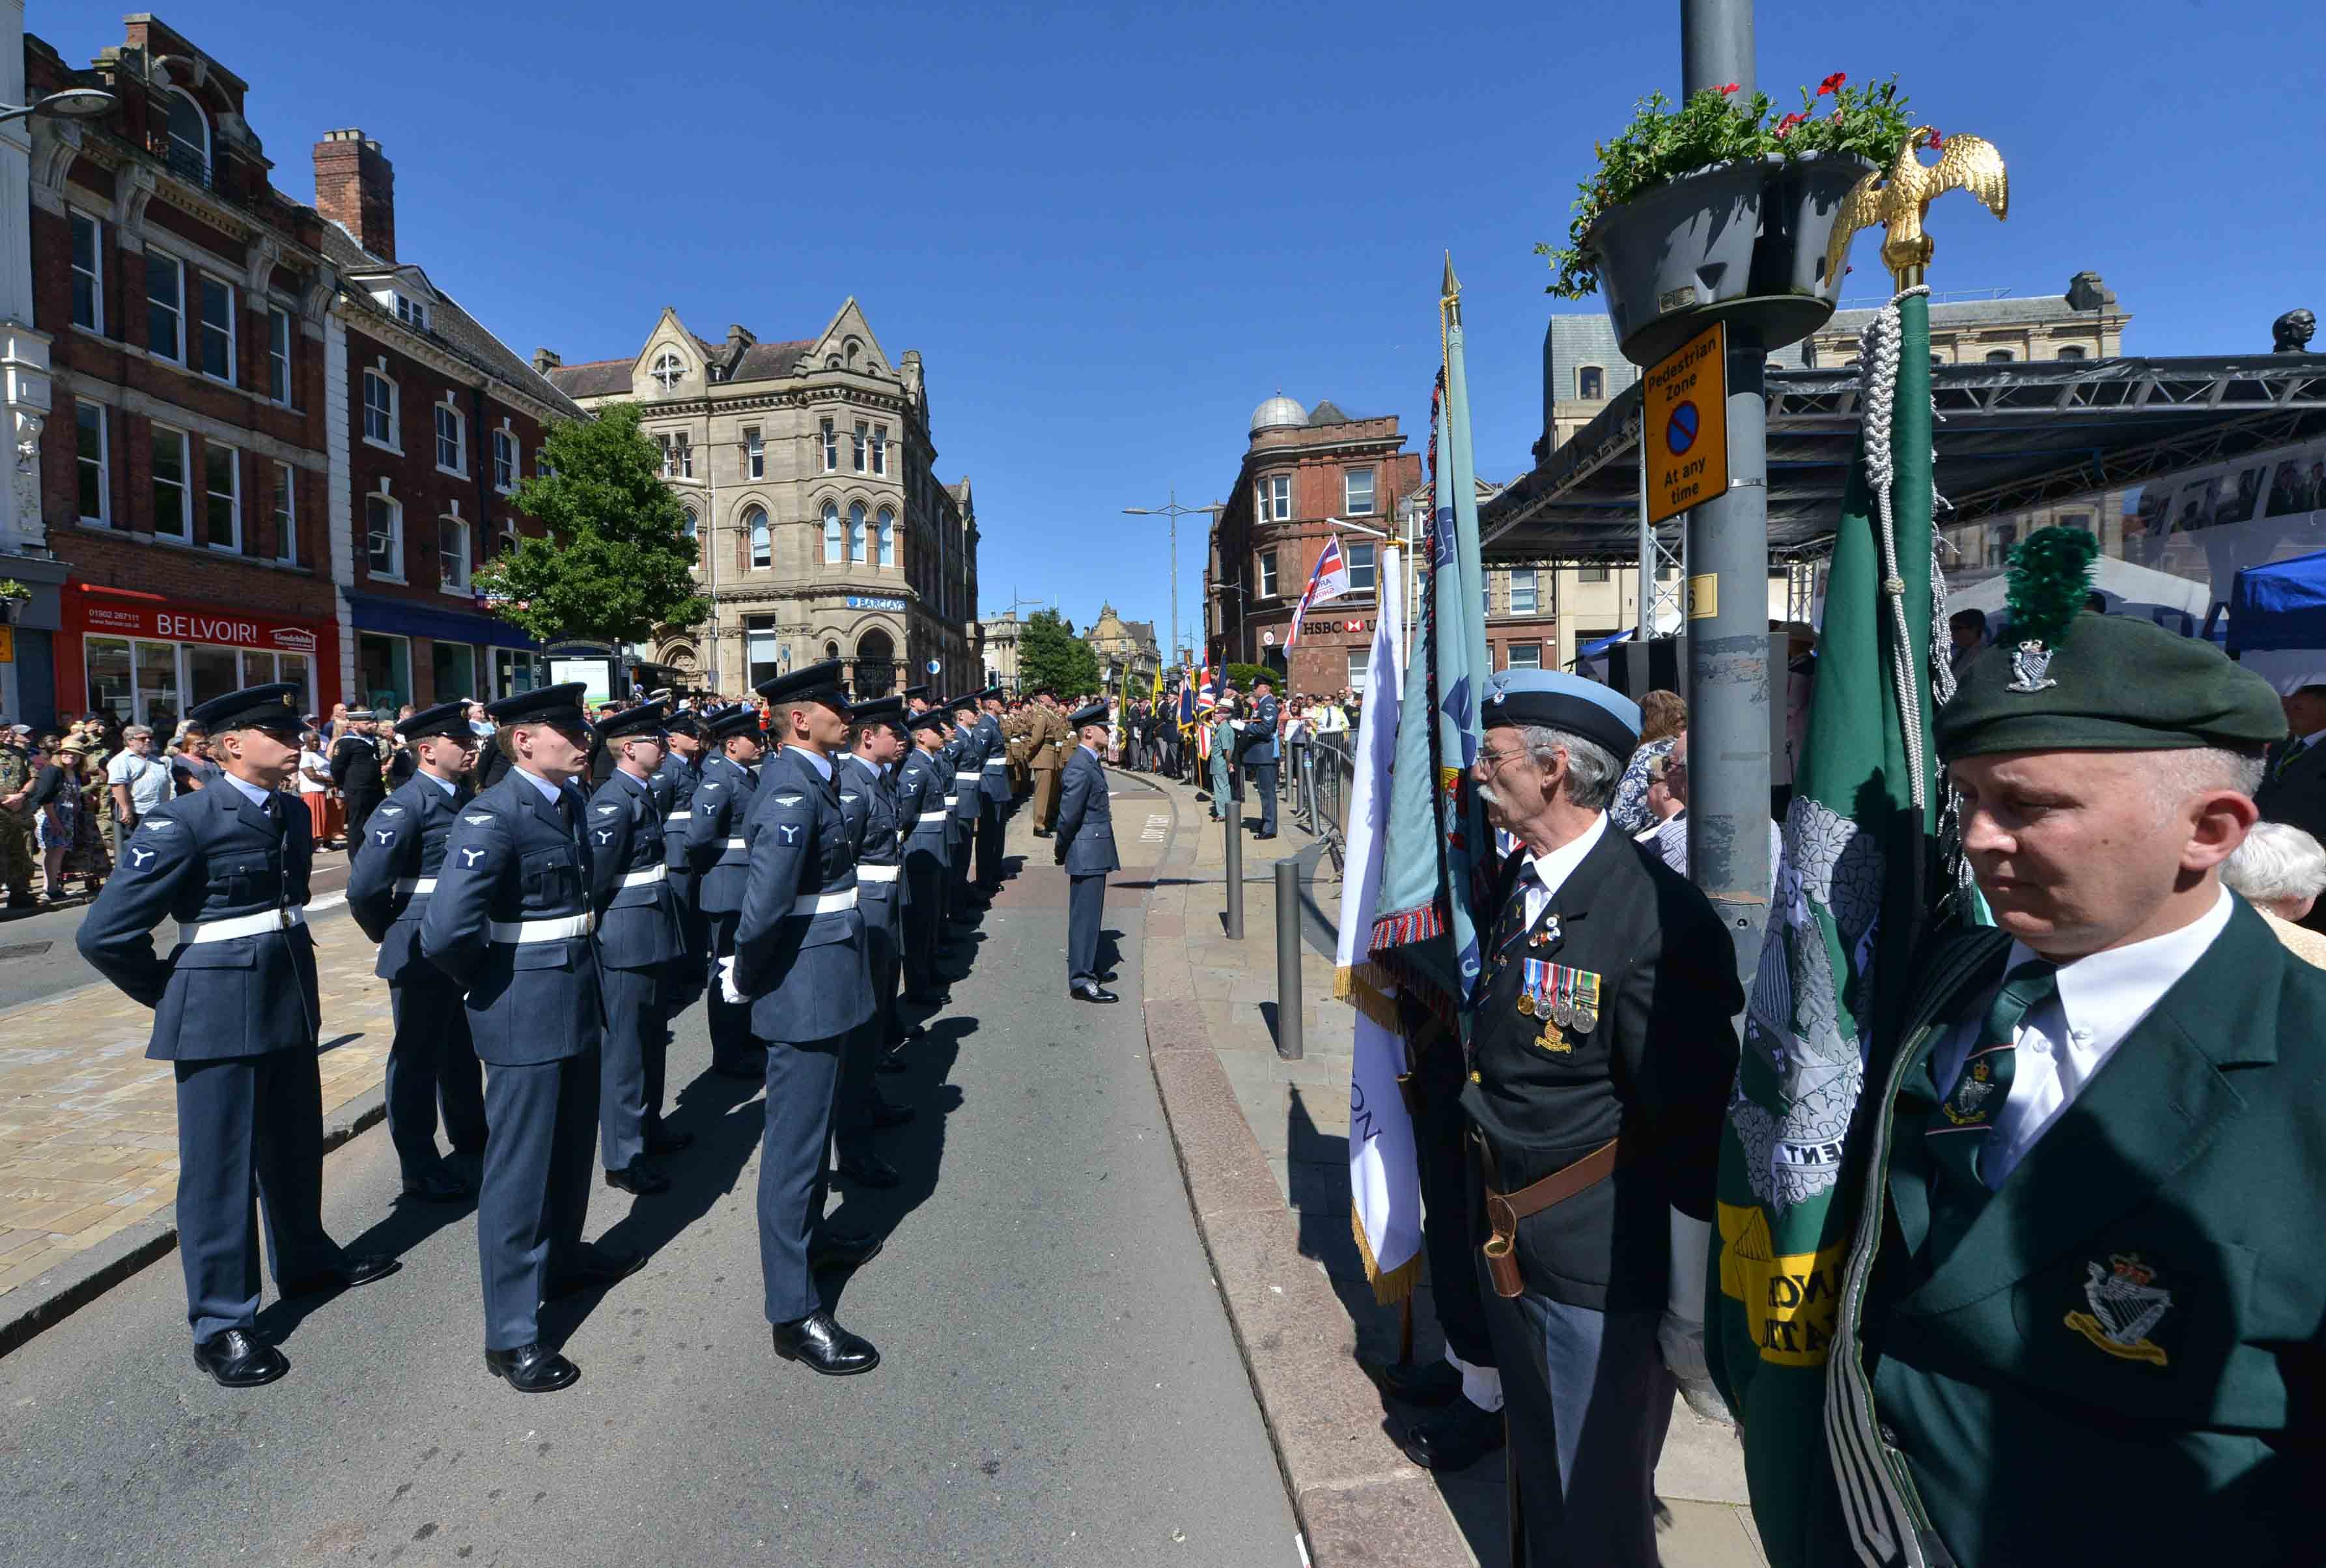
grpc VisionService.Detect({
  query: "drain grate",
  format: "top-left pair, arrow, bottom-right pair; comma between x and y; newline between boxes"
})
0,940 -> 55,962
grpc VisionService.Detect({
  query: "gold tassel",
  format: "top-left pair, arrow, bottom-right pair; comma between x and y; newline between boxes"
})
1333,967 -> 1405,1035
1351,1208 -> 1423,1306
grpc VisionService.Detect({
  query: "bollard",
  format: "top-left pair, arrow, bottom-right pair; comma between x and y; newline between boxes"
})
1224,765 -> 1245,940
1273,856 -> 1302,1060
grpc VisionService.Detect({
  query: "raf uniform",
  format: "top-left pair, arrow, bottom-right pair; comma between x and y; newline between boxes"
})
832,696 -> 914,1184
972,687 -> 1011,890
1456,671 -> 1742,1567
1242,686 -> 1282,837
345,700 -> 488,1203
649,715 -> 708,1015
946,701 -> 984,912
77,684 -> 397,1387
1054,701 -> 1121,1003
421,684 -> 632,1394
733,662 -> 882,1376
1807,611 -> 2321,1568
587,704 -> 690,1193
895,707 -> 956,1006
686,705 -> 764,1078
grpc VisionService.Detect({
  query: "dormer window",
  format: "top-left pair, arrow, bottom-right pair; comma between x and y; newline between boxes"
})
392,293 -> 428,330
652,351 -> 685,392
165,90 -> 210,184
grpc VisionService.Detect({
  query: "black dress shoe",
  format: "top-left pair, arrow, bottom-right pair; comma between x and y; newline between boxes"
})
771,1311 -> 880,1376
605,1162 -> 671,1196
399,1166 -> 470,1204
1032,828 -> 1052,838
711,1058 -> 765,1081
836,1154 -> 901,1189
645,1128 -> 695,1157
484,1343 -> 580,1393
279,1253 -> 401,1297
870,1099 -> 916,1129
1069,982 -> 1120,1004
193,1329 -> 288,1388
545,1247 -> 645,1299
1373,1357 -> 1464,1407
903,990 -> 948,1007
807,1230 -> 885,1270
876,1051 -> 909,1075
1395,1397 -> 1506,1471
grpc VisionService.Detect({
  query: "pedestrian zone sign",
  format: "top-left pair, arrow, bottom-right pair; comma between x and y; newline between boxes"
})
1643,322 -> 1730,525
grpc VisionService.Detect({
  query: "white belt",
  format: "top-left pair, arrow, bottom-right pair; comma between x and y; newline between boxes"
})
791,888 -> 857,916
942,795 -> 959,807
953,771 -> 979,783
722,837 -> 748,850
178,906 -> 307,946
857,863 -> 900,883
916,810 -> 949,824
487,912 -> 594,943
620,864 -> 667,888
393,876 -> 438,895
664,810 -> 691,821
983,759 -> 1005,768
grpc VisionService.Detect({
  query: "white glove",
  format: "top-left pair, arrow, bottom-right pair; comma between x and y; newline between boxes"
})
718,954 -> 744,1005
1662,1208 -> 1735,1426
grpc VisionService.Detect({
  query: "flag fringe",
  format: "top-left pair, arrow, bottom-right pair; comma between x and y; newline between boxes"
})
1351,1209 -> 1422,1306
1369,901 -> 1445,952
1334,967 -> 1405,1035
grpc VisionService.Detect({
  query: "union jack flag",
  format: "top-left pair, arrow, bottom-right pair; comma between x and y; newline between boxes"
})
1287,534 -> 1350,649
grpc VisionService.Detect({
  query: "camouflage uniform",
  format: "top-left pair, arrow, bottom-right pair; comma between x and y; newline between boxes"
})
0,740 -> 33,901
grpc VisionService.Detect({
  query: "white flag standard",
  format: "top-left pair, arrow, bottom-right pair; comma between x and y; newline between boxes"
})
1337,546 -> 1420,1302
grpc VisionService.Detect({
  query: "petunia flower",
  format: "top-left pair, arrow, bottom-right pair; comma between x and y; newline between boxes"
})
1719,82 -> 1740,94
1817,72 -> 1847,96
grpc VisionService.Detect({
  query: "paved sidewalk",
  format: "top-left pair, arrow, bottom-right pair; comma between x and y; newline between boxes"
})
1135,770 -> 1764,1567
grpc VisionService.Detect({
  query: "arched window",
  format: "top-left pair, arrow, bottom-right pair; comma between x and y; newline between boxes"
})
680,507 -> 699,562
876,508 -> 895,568
848,501 -> 867,564
2056,344 -> 2088,361
165,91 -> 210,182
1984,349 -> 2014,364
1577,365 -> 1604,400
822,501 -> 842,563
746,506 -> 770,569
824,640 -> 840,660
652,351 -> 684,391
845,339 -> 863,369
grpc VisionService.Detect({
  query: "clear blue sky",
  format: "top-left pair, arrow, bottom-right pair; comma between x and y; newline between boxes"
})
50,2 -> 2326,657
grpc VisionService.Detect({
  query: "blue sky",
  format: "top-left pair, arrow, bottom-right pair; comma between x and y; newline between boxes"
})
51,1 -> 2326,658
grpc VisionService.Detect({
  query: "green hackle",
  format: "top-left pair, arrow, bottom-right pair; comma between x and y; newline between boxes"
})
2004,526 -> 2100,649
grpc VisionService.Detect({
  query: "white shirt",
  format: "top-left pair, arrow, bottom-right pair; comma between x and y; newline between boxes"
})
1513,811 -> 1608,932
419,770 -> 458,797
784,744 -> 833,783
510,765 -> 564,807
294,748 -> 329,795
221,772 -> 274,810
110,747 -> 174,813
1929,885 -> 2234,1188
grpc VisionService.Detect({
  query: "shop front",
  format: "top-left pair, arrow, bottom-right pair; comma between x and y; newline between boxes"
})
347,593 -> 546,713
61,583 -> 338,735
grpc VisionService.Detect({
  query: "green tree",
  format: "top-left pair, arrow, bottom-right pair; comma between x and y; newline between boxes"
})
1018,608 -> 1100,695
473,402 -> 708,647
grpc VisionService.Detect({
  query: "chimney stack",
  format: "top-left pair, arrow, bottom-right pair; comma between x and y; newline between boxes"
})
313,129 -> 395,262
533,348 -> 563,374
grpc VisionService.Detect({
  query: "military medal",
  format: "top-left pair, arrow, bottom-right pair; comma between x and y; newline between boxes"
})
1516,992 -> 1535,1018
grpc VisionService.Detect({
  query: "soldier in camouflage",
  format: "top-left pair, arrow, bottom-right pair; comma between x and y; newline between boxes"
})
0,725 -> 35,908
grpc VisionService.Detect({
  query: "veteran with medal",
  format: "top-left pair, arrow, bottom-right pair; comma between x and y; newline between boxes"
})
1456,669 -> 1742,1568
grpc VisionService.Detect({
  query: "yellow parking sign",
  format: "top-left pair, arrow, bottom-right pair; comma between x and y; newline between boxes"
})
1642,322 -> 1730,525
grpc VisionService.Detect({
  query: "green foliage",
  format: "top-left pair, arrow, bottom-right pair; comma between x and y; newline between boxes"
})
1224,662 -> 1271,692
472,403 -> 708,647
1018,608 -> 1101,696
0,578 -> 31,604
1535,74 -> 1914,299
2004,526 -> 2100,649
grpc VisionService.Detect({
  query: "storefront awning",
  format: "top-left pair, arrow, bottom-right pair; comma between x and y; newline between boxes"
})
348,593 -> 542,652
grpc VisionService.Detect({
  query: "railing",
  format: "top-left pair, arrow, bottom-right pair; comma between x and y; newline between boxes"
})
1295,730 -> 1355,846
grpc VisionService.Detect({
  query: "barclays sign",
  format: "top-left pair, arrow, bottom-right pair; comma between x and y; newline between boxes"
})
845,596 -> 907,611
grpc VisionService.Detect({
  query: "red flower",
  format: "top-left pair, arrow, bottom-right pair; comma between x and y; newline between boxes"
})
1926,130 -> 1945,151
1774,111 -> 1808,140
1718,82 -> 1740,94
1817,72 -> 1847,96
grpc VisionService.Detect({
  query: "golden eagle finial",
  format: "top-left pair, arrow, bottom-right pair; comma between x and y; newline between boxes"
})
1823,127 -> 2008,290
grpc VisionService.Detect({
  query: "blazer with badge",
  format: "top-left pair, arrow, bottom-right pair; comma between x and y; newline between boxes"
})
650,750 -> 702,884
1457,820 -> 1741,1312
346,774 -> 471,983
895,748 -> 949,865
733,748 -> 872,1042
948,726 -> 984,824
1241,693 -> 1281,763
974,712 -> 1010,803
684,753 -> 757,915
1822,899 -> 2326,1567
585,770 -> 685,972
418,770 -> 603,1067
837,754 -> 906,933
1053,745 -> 1119,875
78,780 -> 320,1061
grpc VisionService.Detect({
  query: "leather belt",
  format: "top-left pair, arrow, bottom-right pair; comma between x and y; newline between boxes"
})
392,876 -> 438,895
916,810 -> 949,824
488,911 -> 594,943
1477,1135 -> 1629,1299
856,864 -> 900,883
792,888 -> 858,916
619,864 -> 667,888
179,906 -> 307,946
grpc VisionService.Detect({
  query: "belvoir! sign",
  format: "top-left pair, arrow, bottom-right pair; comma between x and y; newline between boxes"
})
81,594 -> 320,654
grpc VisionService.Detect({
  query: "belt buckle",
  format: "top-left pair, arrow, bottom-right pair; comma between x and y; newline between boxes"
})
583,910 -> 596,937
1485,1192 -> 1518,1240
275,907 -> 294,930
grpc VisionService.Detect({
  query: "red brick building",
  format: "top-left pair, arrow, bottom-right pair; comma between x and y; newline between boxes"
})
31,18 -> 340,730
1205,395 -> 1421,697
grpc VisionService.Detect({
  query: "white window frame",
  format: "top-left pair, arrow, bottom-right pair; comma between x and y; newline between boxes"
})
164,88 -> 209,182
197,272 -> 235,385
498,518 -> 519,557
1506,642 -> 1543,671
851,421 -> 868,473
492,427 -> 518,492
680,507 -> 699,562
151,424 -> 191,542
1343,467 -> 1375,516
438,513 -> 471,594
1578,365 -> 1605,400
267,305 -> 293,404
1509,567 -> 1538,616
76,399 -> 109,525
363,370 -> 399,451
273,460 -> 298,564
1257,549 -> 1279,598
146,249 -> 184,364
366,488 -> 404,581
748,506 -> 771,570
393,293 -> 428,331
434,399 -> 465,476
876,507 -> 895,568
203,440 -> 240,553
848,502 -> 868,563
1345,540 -> 1376,593
70,209 -> 104,334
1346,647 -> 1371,693
651,350 -> 684,391
821,418 -> 838,472
1265,473 -> 1292,522
822,501 -> 842,563
669,432 -> 692,479
871,424 -> 888,476
744,425 -> 764,479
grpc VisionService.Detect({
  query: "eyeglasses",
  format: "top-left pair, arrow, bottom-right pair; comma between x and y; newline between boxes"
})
1476,746 -> 1528,772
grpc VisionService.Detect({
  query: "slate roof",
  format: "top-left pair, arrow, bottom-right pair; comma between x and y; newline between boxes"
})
1307,399 -> 1351,425
546,334 -> 824,400
545,358 -> 632,399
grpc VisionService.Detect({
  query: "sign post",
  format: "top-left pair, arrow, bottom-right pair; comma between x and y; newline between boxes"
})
1642,322 -> 1731,526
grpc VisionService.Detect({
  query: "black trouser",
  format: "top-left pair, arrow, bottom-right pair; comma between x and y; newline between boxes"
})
1410,1027 -> 1496,1369
757,1033 -> 845,1323
975,792 -> 1005,886
174,1050 -> 343,1343
477,1048 -> 598,1351
385,969 -> 488,1180
1068,872 -> 1106,985
599,964 -> 667,1171
344,789 -> 383,841
704,907 -> 757,1071
902,842 -> 946,996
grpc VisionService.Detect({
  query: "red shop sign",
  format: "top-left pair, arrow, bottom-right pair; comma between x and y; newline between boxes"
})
76,588 -> 322,656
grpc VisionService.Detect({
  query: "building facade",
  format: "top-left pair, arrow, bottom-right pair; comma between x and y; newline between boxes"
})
546,303 -> 980,699
1204,395 -> 1422,697
1083,601 -> 1158,693
978,609 -> 1020,689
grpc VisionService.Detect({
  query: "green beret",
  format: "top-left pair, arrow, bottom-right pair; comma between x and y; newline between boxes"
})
1937,611 -> 2284,760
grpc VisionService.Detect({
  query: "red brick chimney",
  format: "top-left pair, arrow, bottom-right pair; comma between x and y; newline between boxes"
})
313,128 -> 395,261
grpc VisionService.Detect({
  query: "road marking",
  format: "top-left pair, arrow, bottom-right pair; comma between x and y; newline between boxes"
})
1140,813 -> 1169,843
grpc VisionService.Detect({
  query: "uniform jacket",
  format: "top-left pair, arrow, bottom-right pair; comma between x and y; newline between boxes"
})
77,777 -> 320,1061
2254,733 -> 2326,849
650,749 -> 703,880
733,747 -> 871,1042
346,772 -> 472,983
1028,706 -> 1069,772
838,753 -> 906,930
418,769 -> 604,1067
947,729 -> 983,826
1457,820 -> 1741,1311
1822,900 -> 2326,1568
1242,694 -> 1281,763
684,753 -> 759,914
897,746 -> 951,880
330,733 -> 384,803
587,769 -> 686,972
974,712 -> 1011,802
1054,745 -> 1120,875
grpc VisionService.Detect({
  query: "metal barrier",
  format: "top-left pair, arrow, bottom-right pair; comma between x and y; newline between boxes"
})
1300,732 -> 1354,842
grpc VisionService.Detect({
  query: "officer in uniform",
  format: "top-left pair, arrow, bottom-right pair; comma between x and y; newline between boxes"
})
1793,604 -> 2321,1567
1054,700 -> 1120,1003
649,712 -> 708,1016
946,695 -> 985,915
588,703 -> 692,1196
895,706 -> 956,1009
732,662 -> 882,1375
346,699 -> 488,1203
1242,677 -> 1282,839
0,723 -> 36,908
831,695 -> 916,1183
1457,669 -> 1742,1567
686,705 -> 766,1080
1026,689 -> 1068,837
421,684 -> 638,1393
79,683 -> 398,1387
331,710 -> 387,840
972,687 -> 1011,890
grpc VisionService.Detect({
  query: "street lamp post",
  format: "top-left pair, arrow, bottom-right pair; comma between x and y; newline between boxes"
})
1122,488 -> 1225,675
0,89 -> 116,128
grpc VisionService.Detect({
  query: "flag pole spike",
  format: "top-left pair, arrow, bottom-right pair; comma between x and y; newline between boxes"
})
1440,252 -> 1463,326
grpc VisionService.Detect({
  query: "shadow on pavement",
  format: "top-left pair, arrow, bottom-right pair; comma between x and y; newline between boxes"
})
254,1181 -> 477,1346
819,1011 -> 974,1315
